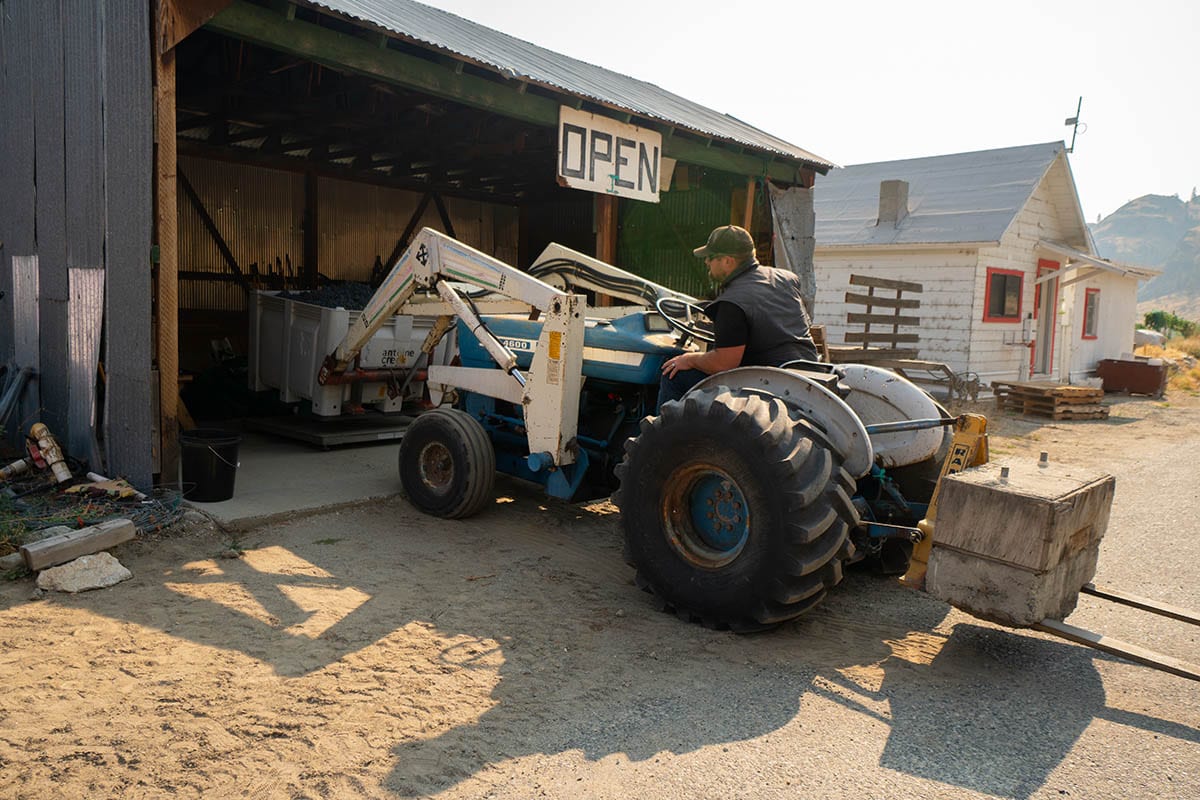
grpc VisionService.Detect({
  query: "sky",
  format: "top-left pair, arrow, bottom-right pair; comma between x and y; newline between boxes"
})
419,0 -> 1198,222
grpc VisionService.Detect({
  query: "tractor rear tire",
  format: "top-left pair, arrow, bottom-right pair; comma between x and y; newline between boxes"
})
399,408 -> 495,519
614,387 -> 858,632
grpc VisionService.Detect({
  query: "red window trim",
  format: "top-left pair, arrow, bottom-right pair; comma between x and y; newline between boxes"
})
1082,288 -> 1100,340
982,267 -> 1024,322
1033,258 -> 1059,320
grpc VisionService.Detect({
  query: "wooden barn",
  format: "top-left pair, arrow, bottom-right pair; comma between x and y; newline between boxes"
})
811,142 -> 1158,389
0,0 -> 831,489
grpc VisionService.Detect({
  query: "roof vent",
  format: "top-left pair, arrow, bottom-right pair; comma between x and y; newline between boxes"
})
877,179 -> 909,227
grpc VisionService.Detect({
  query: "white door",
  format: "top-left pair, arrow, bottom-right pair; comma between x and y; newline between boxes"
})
1033,261 -> 1059,376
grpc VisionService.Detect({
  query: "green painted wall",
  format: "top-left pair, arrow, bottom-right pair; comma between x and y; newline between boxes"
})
616,169 -> 739,300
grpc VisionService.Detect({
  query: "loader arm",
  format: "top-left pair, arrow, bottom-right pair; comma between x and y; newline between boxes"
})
319,227 -> 586,467
528,243 -> 695,309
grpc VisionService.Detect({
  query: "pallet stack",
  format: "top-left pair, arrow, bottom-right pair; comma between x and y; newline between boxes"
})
991,381 -> 1109,420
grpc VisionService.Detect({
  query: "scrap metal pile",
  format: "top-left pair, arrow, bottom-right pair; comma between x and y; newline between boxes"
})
1,420 -> 184,569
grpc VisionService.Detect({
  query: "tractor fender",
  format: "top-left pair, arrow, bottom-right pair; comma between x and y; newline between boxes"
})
690,366 -> 874,478
837,364 -> 946,469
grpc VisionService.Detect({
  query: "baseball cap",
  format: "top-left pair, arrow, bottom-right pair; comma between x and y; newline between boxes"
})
693,225 -> 754,259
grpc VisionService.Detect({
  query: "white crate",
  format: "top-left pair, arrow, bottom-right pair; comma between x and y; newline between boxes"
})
249,291 -> 449,416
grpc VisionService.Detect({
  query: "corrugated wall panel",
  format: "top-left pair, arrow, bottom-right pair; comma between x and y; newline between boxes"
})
178,156 -> 305,310
32,0 -> 69,436
102,0 -> 153,488
64,0 -> 105,270
1,3 -> 40,440
317,178 -> 521,279
63,0 -> 106,461
318,178 -> 430,281
617,169 -> 737,299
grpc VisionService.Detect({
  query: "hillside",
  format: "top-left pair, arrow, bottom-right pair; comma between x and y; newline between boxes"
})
1090,194 -> 1200,319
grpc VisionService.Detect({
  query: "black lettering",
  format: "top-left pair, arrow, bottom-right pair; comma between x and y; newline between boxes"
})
614,137 -> 635,189
589,131 -> 613,182
638,143 -> 659,192
560,123 -> 587,178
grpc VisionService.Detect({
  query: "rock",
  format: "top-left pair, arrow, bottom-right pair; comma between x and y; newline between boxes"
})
36,552 -> 132,593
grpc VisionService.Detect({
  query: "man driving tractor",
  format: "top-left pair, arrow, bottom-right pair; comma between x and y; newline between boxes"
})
657,224 -> 819,410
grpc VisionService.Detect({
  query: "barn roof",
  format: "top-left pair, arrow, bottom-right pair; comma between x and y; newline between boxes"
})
306,0 -> 833,170
814,142 -> 1068,247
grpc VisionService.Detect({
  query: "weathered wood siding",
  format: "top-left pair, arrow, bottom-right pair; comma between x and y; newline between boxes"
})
972,164 -> 1078,384
812,248 -> 977,373
1061,270 -> 1138,383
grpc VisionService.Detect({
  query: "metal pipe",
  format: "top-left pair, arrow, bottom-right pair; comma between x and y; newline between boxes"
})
319,369 -> 427,386
863,417 -> 958,435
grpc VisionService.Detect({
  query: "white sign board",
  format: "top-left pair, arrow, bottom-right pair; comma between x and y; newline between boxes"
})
557,106 -> 662,203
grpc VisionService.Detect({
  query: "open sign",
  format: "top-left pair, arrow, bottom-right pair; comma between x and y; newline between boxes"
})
557,106 -> 662,203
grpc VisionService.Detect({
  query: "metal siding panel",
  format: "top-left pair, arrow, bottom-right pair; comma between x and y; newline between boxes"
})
317,177 -> 429,281
178,156 -> 304,310
68,267 -> 104,467
33,0 -> 70,436
64,0 -> 105,270
102,0 -> 153,488
1,1 -> 39,369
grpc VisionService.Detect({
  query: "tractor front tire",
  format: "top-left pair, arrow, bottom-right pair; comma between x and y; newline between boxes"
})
399,408 -> 495,519
614,387 -> 858,632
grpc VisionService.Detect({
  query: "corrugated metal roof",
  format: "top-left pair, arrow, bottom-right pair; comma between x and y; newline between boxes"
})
814,142 -> 1066,247
304,0 -> 833,170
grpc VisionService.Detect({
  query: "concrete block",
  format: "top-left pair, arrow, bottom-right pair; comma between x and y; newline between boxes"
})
925,460 -> 1115,627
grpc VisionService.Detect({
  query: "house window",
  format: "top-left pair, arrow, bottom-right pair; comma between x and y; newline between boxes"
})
1082,288 -> 1100,339
983,267 -> 1023,322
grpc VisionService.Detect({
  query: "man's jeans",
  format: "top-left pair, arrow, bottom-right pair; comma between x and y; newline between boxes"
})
656,368 -> 708,413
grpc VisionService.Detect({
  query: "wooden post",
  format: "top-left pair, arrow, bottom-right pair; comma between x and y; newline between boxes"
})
742,178 -> 755,231
155,10 -> 180,483
595,194 -> 617,307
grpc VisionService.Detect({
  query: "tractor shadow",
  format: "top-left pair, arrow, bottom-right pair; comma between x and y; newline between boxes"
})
382,559 -> 1200,799
9,481 -> 1193,800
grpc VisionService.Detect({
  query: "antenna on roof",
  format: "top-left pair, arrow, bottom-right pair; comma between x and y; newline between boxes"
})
1064,96 -> 1085,153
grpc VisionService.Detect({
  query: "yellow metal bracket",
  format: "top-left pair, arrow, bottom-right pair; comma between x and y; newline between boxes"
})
899,413 -> 989,589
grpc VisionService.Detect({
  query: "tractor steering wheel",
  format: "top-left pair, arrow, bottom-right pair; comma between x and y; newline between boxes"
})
655,296 -> 716,343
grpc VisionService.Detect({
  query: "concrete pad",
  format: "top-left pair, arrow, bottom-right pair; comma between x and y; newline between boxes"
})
180,430 -> 403,529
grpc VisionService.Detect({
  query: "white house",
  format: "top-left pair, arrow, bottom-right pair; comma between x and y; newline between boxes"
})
811,142 -> 1158,385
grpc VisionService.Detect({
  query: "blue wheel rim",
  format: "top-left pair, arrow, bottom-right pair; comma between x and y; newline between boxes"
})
661,464 -> 750,567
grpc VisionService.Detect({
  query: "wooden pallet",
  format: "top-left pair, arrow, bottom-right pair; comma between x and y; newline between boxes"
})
991,381 -> 1109,420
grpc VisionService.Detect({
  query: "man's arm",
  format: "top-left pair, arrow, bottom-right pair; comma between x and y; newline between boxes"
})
661,301 -> 747,378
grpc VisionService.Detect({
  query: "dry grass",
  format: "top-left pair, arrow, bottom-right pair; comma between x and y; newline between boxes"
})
1137,337 -> 1200,394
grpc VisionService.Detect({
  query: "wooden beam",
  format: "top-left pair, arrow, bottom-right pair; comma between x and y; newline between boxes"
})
155,9 -> 180,482
743,178 -> 755,230
844,331 -> 921,344
21,519 -> 137,571
204,1 -> 814,183
849,274 -> 924,293
158,0 -> 235,52
847,312 -> 921,327
844,292 -> 921,309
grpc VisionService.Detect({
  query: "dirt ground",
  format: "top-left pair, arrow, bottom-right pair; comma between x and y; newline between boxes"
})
2,392 -> 1198,799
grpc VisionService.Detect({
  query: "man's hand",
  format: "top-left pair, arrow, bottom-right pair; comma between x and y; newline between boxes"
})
661,346 -> 745,379
661,352 -> 696,379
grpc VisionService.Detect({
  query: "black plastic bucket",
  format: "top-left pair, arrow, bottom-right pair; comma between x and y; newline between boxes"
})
180,428 -> 241,502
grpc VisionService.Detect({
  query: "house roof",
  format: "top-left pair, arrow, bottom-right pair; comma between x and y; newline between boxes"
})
306,0 -> 834,171
814,142 -> 1069,247
1038,240 -> 1161,281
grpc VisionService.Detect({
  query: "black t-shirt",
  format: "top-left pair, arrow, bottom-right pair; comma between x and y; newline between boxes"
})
708,300 -> 750,349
